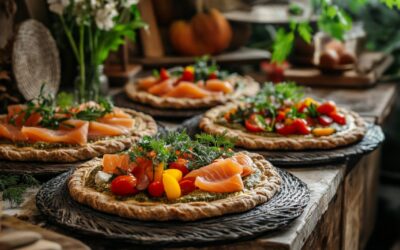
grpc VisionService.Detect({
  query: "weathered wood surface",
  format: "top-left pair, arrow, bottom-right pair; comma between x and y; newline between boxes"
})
1,215 -> 90,250
285,53 -> 393,88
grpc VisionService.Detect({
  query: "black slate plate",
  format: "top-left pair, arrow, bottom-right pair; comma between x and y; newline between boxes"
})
0,123 -> 166,175
113,92 -> 209,120
36,168 -> 309,247
178,115 -> 384,167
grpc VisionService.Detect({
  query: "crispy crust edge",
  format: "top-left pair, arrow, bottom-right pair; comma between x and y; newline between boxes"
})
124,75 -> 260,109
0,108 -> 158,162
199,102 -> 366,150
68,152 -> 282,221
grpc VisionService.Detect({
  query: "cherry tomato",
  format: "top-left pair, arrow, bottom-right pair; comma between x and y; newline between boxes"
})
159,68 -> 169,80
292,118 -> 311,135
208,72 -> 218,80
329,112 -> 346,125
245,114 -> 264,132
306,117 -> 316,126
275,122 -> 296,135
179,179 -> 196,195
297,103 -> 307,113
169,159 -> 189,176
111,175 -> 138,196
181,69 -> 195,82
132,166 -> 150,190
317,101 -> 336,115
276,111 -> 286,122
318,115 -> 333,126
148,181 -> 165,197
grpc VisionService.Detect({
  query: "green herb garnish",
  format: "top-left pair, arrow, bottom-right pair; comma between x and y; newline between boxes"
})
129,131 -> 234,170
0,174 -> 39,206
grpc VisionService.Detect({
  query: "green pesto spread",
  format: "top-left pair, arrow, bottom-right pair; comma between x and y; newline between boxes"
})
86,165 -> 262,203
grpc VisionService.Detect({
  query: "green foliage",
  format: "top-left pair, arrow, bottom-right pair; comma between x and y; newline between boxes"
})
381,0 -> 400,9
129,131 -> 234,170
0,174 -> 39,206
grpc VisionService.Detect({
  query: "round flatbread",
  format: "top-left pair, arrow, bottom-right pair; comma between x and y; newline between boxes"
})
200,102 -> 366,150
125,75 -> 259,109
0,108 -> 157,162
68,152 -> 281,221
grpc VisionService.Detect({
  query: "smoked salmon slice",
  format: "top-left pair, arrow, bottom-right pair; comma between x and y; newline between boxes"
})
231,153 -> 255,177
163,82 -> 213,99
148,79 -> 174,96
185,158 -> 245,193
97,117 -> 135,128
89,121 -> 130,137
103,153 -> 131,174
0,124 -> 28,142
205,79 -> 234,94
102,108 -> 132,119
195,174 -> 244,193
138,76 -> 159,90
21,121 -> 89,145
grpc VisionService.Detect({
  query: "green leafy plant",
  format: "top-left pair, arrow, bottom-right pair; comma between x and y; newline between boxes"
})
271,0 -> 400,63
0,174 -> 39,206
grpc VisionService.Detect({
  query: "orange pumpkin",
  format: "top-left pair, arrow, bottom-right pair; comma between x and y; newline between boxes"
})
169,9 -> 232,56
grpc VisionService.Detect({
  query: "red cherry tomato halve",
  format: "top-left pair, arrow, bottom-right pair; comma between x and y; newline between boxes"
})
329,112 -> 346,125
208,72 -> 218,80
111,175 -> 138,196
317,101 -> 336,115
318,115 -> 333,126
292,118 -> 311,135
244,114 -> 264,133
179,179 -> 196,195
160,68 -> 170,80
148,181 -> 165,197
169,160 -> 189,176
275,122 -> 296,135
180,70 -> 195,82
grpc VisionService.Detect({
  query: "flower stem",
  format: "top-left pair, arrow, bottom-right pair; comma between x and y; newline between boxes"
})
60,16 -> 79,62
79,24 -> 85,102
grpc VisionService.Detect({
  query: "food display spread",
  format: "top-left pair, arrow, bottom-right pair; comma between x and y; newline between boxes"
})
125,58 -> 259,109
68,132 -> 281,221
200,83 -> 366,150
0,90 -> 157,162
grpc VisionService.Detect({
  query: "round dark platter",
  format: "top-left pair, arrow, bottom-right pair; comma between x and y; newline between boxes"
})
36,168 -> 309,247
178,115 -> 384,167
113,92 -> 208,119
0,124 -> 167,175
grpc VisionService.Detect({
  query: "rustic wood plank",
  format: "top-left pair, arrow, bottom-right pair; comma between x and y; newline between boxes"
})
138,0 -> 164,58
302,184 -> 343,250
360,148 -> 381,249
285,53 -> 393,88
342,157 -> 366,250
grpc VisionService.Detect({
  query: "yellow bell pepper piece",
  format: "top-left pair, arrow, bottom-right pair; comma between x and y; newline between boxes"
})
303,97 -> 319,107
312,127 -> 335,136
163,173 -> 181,200
154,162 -> 164,182
163,169 -> 182,181
185,66 -> 195,73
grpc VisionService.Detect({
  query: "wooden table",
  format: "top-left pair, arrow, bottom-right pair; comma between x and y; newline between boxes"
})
2,83 -> 396,250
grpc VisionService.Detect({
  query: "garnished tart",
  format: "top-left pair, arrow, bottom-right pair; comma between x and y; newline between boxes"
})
125,57 -> 259,109
200,82 -> 366,150
0,88 -> 157,162
68,132 -> 281,221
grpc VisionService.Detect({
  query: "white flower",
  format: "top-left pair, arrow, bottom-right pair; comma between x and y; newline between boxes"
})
95,2 -> 118,30
122,0 -> 139,8
47,0 -> 70,15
